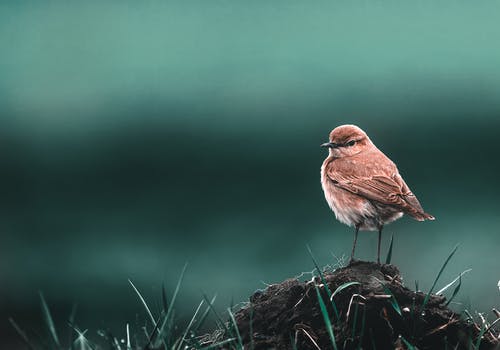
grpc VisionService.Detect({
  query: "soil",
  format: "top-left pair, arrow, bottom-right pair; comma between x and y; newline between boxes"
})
229,261 -> 498,350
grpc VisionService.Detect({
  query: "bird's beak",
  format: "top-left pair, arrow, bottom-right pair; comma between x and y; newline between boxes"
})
321,142 -> 334,148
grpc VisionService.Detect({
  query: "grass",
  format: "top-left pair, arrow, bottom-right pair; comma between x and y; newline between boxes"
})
400,336 -> 416,350
39,292 -> 60,348
227,308 -> 243,350
307,245 -> 340,322
422,244 -> 459,310
9,245 -> 499,350
9,318 -> 36,350
9,265 -> 238,350
314,284 -> 338,350
374,278 -> 402,317
332,282 -> 360,299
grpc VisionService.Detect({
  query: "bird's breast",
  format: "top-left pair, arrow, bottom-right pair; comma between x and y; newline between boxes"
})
321,162 -> 375,228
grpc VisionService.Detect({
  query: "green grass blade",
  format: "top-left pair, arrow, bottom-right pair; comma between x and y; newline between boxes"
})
307,245 -> 331,290
161,283 -> 169,312
39,291 -> 60,347
307,245 -> 340,321
9,318 -> 37,350
422,244 -> 459,309
314,284 -> 338,350
177,300 -> 205,349
401,336 -> 416,350
193,294 -> 217,333
112,336 -> 122,350
435,269 -> 471,308
332,282 -> 360,298
126,323 -> 131,350
68,304 -> 78,350
128,281 -> 166,348
436,269 -> 471,295
157,262 -> 188,340
375,278 -> 402,316
474,317 -> 488,349
143,312 -> 166,349
484,317 -> 500,336
385,234 -> 394,264
228,307 -> 243,350
202,293 -> 229,334
387,293 -> 402,316
98,329 -> 122,350
445,273 -> 463,307
128,280 -> 156,326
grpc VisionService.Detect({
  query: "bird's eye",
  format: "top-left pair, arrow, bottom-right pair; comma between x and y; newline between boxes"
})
346,140 -> 356,147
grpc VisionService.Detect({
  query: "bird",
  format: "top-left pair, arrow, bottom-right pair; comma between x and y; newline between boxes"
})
320,124 -> 434,264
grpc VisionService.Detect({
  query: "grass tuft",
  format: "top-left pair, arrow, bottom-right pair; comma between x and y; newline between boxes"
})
128,280 -> 156,327
422,244 -> 459,309
474,314 -> 489,349
10,244 -> 500,350
307,245 -> 340,321
314,283 -> 338,350
39,291 -> 61,347
202,293 -> 230,334
193,294 -> 217,334
436,269 -> 471,296
227,307 -> 243,350
375,278 -> 402,316
445,273 -> 463,307
178,300 -> 205,349
157,262 -> 188,346
9,318 -> 37,350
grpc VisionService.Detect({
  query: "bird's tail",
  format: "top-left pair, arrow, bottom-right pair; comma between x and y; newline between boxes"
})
412,212 -> 435,221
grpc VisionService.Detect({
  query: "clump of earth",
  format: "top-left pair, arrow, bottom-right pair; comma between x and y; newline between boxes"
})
224,261 -> 498,350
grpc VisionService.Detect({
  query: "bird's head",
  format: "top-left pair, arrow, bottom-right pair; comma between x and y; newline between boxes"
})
321,124 -> 373,158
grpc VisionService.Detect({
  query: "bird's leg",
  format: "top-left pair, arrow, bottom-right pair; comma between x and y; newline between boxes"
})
350,224 -> 360,264
377,225 -> 383,264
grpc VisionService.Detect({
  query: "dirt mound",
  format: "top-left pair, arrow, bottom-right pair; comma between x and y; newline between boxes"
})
233,261 -> 497,350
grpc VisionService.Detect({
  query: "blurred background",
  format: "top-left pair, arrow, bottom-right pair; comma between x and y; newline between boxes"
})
1,0 -> 500,348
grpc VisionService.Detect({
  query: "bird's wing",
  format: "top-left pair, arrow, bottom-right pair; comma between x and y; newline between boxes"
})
326,159 -> 433,221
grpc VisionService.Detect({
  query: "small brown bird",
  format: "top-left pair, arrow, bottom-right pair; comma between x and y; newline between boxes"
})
321,124 -> 434,263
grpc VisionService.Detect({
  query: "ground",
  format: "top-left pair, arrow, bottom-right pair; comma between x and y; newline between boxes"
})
224,261 -> 498,350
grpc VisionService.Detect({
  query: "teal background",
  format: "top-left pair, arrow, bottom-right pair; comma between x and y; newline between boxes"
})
1,1 -> 499,347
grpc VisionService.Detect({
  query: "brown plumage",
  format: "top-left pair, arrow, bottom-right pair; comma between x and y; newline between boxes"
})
320,124 -> 434,263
